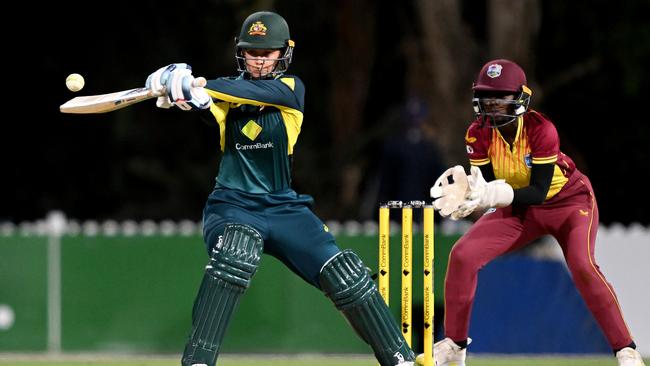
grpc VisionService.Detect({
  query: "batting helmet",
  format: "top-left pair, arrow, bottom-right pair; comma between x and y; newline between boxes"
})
235,11 -> 295,78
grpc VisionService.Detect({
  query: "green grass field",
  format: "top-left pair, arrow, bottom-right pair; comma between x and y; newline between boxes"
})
1,354 -> 648,366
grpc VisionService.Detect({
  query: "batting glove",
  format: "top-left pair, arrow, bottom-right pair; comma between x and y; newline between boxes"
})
146,63 -> 191,109
165,68 -> 211,110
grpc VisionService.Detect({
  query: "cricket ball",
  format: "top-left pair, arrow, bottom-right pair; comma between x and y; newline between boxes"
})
66,73 -> 85,92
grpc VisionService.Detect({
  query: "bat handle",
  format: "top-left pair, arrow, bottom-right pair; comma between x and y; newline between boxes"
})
151,77 -> 207,97
192,77 -> 207,87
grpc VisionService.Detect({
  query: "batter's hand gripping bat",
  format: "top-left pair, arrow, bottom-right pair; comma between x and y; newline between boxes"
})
60,77 -> 207,114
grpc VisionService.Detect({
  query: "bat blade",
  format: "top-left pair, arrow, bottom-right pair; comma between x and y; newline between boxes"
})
60,87 -> 155,114
59,77 -> 207,114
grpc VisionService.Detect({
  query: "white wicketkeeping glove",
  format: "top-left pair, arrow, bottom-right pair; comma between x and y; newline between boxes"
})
452,166 -> 514,219
165,68 -> 212,111
430,165 -> 470,218
145,63 -> 191,109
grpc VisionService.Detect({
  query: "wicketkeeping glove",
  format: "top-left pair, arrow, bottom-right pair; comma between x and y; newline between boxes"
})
165,68 -> 211,110
452,166 -> 514,219
430,165 -> 470,217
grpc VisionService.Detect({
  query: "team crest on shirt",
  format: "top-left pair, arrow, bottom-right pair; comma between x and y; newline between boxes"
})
248,21 -> 267,36
524,153 -> 532,168
466,145 -> 474,154
487,64 -> 503,78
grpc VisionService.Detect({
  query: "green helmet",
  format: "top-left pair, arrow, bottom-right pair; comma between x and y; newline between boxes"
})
235,11 -> 295,78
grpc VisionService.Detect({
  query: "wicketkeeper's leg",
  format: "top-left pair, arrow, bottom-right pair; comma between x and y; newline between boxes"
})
181,223 -> 264,366
319,249 -> 415,366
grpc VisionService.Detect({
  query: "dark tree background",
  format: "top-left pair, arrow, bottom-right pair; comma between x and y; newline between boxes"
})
4,0 -> 649,224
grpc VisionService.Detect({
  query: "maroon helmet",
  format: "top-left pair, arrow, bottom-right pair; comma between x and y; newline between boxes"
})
472,59 -> 532,127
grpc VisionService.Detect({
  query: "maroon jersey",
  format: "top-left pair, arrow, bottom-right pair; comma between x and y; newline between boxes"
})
464,110 -> 576,200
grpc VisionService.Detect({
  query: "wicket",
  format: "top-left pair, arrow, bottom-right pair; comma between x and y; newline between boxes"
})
379,200 -> 434,366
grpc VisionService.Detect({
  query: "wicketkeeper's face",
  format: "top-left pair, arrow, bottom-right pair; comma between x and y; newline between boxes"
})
243,49 -> 282,78
479,93 -> 515,114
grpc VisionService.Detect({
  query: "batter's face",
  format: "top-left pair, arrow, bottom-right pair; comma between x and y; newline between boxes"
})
243,49 -> 282,78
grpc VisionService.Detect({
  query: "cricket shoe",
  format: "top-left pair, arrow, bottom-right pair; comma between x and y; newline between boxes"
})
616,347 -> 646,366
415,337 -> 472,366
396,362 -> 415,366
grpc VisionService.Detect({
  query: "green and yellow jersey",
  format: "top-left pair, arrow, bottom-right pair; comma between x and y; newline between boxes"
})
203,75 -> 304,194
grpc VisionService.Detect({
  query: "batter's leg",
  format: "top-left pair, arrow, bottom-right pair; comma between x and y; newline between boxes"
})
181,224 -> 264,366
320,250 -> 415,366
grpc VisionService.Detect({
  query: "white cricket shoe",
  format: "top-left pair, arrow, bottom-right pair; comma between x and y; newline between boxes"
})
396,362 -> 414,366
191,364 -> 208,366
430,337 -> 471,366
616,347 -> 646,366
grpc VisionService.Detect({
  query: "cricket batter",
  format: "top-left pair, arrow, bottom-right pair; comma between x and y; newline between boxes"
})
427,59 -> 645,366
145,11 -> 417,366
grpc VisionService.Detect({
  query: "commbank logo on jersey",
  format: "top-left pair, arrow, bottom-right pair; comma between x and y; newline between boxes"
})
487,64 -> 503,78
248,21 -> 267,36
524,153 -> 532,168
241,120 -> 262,141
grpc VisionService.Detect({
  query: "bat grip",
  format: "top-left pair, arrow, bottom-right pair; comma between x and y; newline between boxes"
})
151,76 -> 207,97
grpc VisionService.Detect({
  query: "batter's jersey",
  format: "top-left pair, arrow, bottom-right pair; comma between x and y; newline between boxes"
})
203,75 -> 305,193
464,110 -> 576,200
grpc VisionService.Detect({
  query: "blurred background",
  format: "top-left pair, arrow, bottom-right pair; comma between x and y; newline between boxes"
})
1,0 -> 649,361
2,0 -> 649,224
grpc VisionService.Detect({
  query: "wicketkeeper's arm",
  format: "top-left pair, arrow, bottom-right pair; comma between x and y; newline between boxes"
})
511,163 -> 554,205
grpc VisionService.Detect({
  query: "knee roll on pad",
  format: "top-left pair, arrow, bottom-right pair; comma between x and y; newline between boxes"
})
182,223 -> 263,366
319,249 -> 415,366
207,223 -> 264,290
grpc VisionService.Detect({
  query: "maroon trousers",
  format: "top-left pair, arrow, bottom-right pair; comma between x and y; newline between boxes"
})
444,172 -> 634,350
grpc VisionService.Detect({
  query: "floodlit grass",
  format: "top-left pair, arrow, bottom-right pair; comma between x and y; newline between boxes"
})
1,354 -> 648,366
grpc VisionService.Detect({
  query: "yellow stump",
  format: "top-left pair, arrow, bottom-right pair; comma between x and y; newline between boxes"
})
378,206 -> 390,305
423,206 -> 435,366
401,205 -> 413,346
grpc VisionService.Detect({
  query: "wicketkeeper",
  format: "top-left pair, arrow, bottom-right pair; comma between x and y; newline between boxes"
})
427,59 -> 645,366
145,11 -> 417,366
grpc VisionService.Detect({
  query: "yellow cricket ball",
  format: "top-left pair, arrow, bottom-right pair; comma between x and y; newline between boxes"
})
66,73 -> 85,92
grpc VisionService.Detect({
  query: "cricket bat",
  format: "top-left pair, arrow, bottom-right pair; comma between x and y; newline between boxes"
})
60,77 -> 207,114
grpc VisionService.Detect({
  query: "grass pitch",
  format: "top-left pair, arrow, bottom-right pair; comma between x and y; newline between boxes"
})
1,354 -> 648,366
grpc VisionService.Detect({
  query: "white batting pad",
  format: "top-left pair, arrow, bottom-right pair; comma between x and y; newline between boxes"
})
430,165 -> 470,216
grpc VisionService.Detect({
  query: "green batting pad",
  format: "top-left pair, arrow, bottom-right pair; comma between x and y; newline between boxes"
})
182,224 -> 263,366
319,250 -> 414,366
